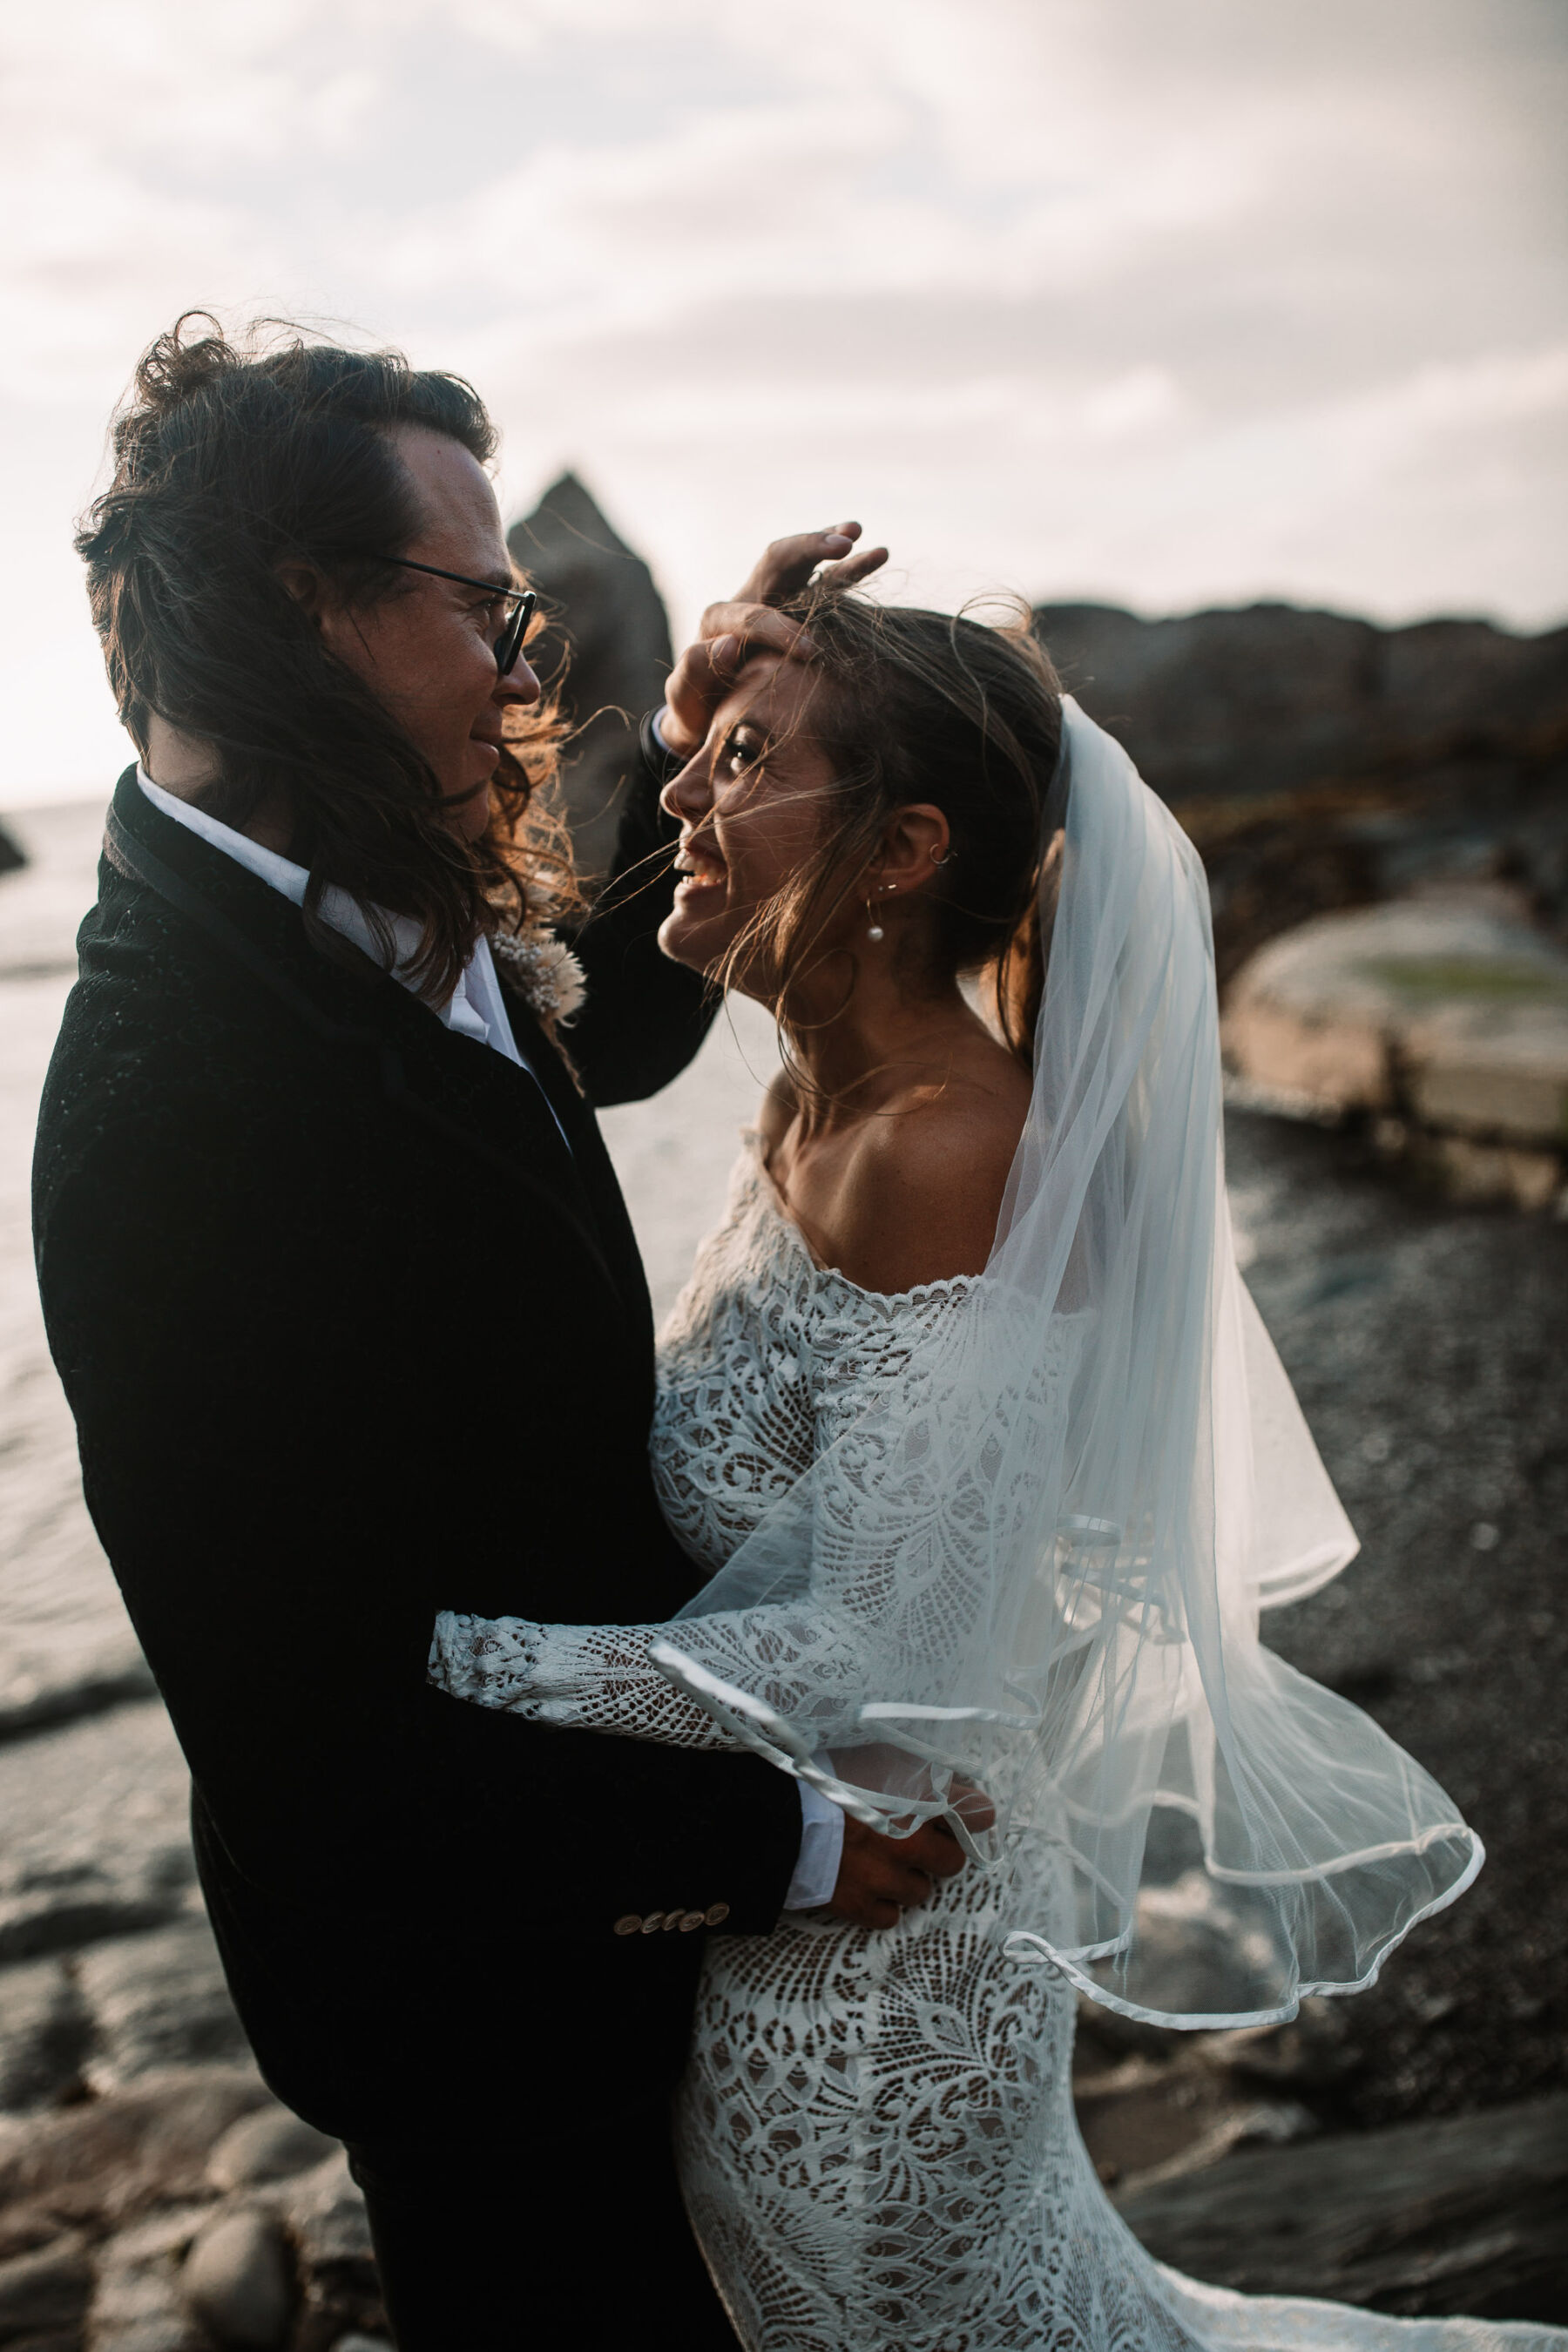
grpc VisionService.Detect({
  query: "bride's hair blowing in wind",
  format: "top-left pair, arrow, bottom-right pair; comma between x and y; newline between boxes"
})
645,588 -> 1483,2029
706,586 -> 1064,1066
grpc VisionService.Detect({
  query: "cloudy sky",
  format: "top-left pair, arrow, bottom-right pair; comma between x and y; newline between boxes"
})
2,0 -> 1565,805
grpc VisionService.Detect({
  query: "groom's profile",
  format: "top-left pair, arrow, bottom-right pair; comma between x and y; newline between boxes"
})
31,318 -> 966,2347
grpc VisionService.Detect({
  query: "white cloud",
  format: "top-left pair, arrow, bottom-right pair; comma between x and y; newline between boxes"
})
0,0 -> 1563,804
1081,367 -> 1185,441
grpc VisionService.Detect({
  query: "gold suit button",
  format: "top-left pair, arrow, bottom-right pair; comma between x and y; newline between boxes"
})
678,1910 -> 705,1933
612,1915 -> 642,1937
639,1912 -> 666,1934
704,1903 -> 731,1927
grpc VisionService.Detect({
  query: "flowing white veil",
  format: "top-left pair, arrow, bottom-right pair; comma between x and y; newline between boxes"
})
650,695 -> 1481,2028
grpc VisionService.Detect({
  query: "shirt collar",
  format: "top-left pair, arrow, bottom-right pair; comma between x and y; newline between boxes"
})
134,766 -> 515,1062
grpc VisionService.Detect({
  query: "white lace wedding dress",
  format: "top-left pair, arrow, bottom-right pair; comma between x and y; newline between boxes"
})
433,1139 -> 1558,2352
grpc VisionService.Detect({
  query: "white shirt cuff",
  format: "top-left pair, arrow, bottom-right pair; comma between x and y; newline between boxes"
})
649,706 -> 672,754
784,1765 -> 846,1911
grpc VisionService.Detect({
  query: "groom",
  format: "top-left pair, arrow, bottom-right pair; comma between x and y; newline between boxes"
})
32,325 -> 966,2347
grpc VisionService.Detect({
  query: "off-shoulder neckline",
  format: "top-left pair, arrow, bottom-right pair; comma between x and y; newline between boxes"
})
739,1129 -> 983,1310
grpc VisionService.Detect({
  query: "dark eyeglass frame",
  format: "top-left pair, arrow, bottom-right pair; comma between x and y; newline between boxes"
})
381,556 -> 538,676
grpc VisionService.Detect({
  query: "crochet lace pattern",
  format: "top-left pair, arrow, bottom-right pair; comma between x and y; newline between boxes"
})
430,1146 -> 1549,2350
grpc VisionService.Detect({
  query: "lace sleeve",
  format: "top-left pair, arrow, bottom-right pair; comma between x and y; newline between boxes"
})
429,1280 -> 997,1760
428,1603 -> 869,1750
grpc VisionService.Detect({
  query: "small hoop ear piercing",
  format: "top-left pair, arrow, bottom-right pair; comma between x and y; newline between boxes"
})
930,848 -> 956,866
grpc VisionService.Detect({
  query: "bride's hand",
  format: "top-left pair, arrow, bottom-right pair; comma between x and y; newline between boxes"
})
659,520 -> 889,759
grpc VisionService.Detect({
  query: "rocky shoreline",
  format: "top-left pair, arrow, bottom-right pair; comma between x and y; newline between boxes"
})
1034,599 -> 1568,983
1,1746 -> 1563,2346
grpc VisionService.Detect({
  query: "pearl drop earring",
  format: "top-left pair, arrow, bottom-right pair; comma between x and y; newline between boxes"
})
867,884 -> 893,943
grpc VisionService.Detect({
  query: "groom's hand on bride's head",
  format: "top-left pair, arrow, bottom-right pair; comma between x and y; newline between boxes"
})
659,520 -> 889,760
828,1792 -> 995,1935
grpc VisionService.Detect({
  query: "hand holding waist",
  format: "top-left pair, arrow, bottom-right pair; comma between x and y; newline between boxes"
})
827,1773 -> 997,1932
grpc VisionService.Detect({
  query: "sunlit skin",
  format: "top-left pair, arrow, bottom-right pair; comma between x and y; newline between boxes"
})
659,653 -> 1034,1301
143,425 -> 540,846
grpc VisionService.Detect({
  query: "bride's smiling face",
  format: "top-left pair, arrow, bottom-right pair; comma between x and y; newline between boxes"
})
658,657 -> 843,986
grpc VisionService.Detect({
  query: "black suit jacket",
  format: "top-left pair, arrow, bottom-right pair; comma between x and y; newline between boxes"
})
32,754 -> 800,2146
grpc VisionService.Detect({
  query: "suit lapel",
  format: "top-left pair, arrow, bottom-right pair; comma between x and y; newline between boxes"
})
501,985 -> 655,1344
107,768 -> 639,1333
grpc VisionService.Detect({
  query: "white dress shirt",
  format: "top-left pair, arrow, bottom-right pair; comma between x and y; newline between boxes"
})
135,769 -> 843,1910
134,767 -> 571,1138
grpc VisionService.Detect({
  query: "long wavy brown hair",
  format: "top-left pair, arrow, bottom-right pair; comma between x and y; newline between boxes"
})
77,314 -> 577,1004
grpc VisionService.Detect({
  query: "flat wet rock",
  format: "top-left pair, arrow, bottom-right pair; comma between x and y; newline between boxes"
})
0,2071 -> 271,2247
1222,896 -> 1568,1207
78,1924 -> 251,2094
0,1956 -> 91,2113
0,1702 -> 196,1971
0,2228 -> 93,2342
1118,2092 -> 1568,2322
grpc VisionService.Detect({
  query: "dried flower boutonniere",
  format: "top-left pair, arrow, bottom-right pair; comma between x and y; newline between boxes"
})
489,876 -> 586,1046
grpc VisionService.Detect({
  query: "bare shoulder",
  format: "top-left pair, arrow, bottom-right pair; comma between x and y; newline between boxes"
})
832,1051 -> 1031,1294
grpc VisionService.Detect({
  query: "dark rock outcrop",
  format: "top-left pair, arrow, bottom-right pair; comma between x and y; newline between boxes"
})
1117,2092 -> 1568,2322
0,818 -> 25,878
1036,601 -> 1568,981
508,473 -> 674,889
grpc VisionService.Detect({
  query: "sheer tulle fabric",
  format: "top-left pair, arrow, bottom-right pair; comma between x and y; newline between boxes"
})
645,697 -> 1481,2025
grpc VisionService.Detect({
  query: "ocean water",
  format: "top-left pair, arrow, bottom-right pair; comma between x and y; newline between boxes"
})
0,795 -> 781,1733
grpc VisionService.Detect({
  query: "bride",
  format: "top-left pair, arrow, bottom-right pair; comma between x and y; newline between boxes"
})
431,585 -> 1554,2350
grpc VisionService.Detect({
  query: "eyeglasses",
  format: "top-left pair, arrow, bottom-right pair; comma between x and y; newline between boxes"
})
381,557 -> 538,676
